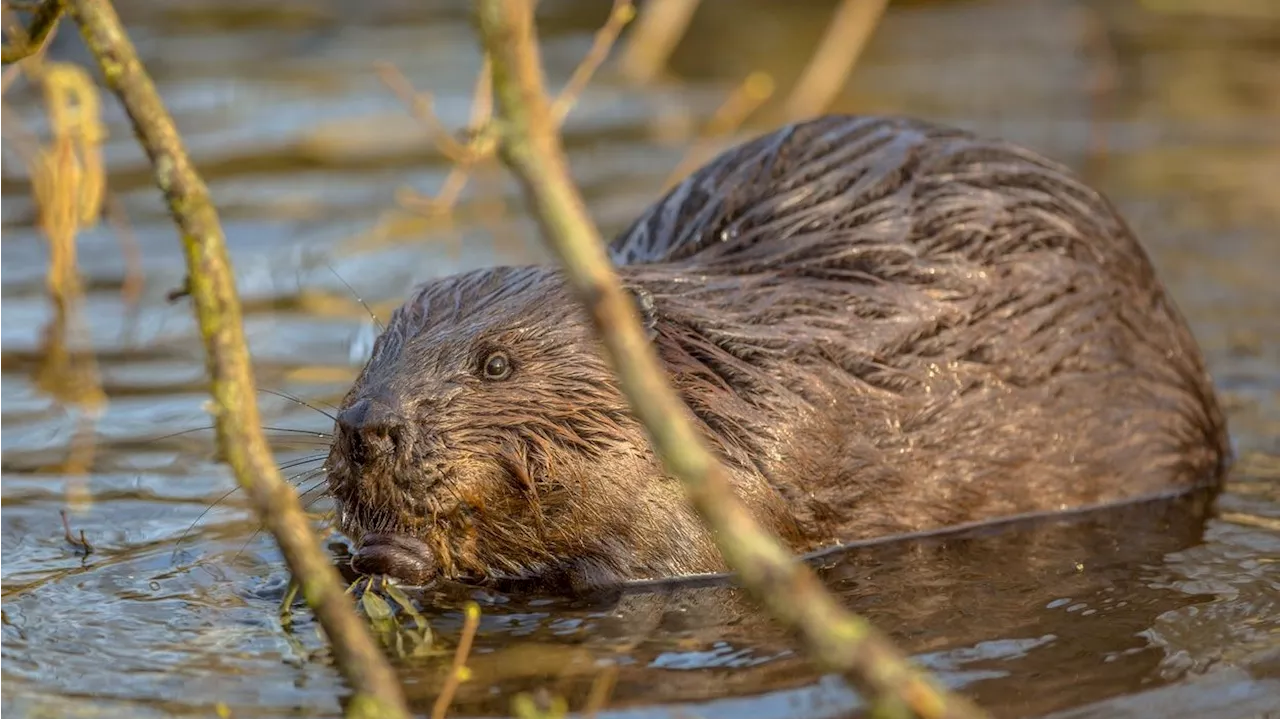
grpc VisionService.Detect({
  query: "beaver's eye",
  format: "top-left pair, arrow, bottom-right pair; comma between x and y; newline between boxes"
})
481,351 -> 512,380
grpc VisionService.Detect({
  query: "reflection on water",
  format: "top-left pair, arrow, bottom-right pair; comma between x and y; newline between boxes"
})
373,490 -> 1229,718
2,1 -> 1278,718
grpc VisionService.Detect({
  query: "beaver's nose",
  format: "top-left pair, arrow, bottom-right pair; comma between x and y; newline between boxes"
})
336,398 -> 405,466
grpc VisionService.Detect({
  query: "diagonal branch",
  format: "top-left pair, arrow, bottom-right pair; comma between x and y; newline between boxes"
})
550,0 -> 634,124
471,1 -> 990,718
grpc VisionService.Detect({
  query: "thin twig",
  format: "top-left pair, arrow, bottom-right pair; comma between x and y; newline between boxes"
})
323,262 -> 384,333
1080,6 -> 1117,179
59,509 -> 93,554
550,0 -> 635,125
431,601 -> 481,719
103,191 -> 146,338
375,61 -> 474,164
617,0 -> 700,84
783,0 -> 888,122
662,70 -> 774,190
471,2 -> 990,718
582,664 -> 618,718
1,0 -> 64,64
64,1 -> 409,716
394,56 -> 495,217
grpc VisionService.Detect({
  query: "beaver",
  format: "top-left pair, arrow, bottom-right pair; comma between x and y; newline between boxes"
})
326,115 -> 1230,592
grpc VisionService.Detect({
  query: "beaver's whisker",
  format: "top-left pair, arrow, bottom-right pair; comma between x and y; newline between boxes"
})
231,502 -> 331,564
170,460 -> 325,563
145,425 -> 220,443
261,426 -> 334,440
231,525 -> 269,565
289,468 -> 326,493
169,452 -> 324,558
287,462 -> 325,479
144,425 -> 332,445
366,506 -> 388,535
228,468 -> 343,564
300,483 -> 332,513
258,387 -> 339,421
281,467 -> 326,491
170,485 -> 244,561
437,473 -> 471,515
324,261 -> 385,333
278,454 -> 327,475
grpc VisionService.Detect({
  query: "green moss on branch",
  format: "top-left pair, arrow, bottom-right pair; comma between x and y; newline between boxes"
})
471,1 -> 989,718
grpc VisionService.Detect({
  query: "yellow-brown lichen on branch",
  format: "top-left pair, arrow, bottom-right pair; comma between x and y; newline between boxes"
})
61,0 -> 410,716
469,1 -> 990,717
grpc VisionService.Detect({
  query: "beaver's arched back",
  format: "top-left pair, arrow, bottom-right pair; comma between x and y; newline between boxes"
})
613,116 -> 1147,281
612,115 -> 1229,533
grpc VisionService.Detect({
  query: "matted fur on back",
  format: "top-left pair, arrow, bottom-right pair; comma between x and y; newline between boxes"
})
610,115 -> 1228,541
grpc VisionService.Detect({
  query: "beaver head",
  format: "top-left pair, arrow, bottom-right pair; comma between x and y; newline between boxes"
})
325,265 -> 733,591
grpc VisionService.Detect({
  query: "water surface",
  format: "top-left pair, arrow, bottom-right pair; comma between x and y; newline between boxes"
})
3,1 -> 1278,717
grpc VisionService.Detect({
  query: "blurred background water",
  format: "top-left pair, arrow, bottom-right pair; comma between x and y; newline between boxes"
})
2,1 -> 1278,717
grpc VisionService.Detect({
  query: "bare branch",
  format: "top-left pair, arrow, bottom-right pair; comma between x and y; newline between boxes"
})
662,70 -> 774,190
1,0 -> 64,65
376,60 -> 479,164
394,57 -> 496,217
64,1 -> 409,715
551,0 -> 635,124
617,0 -> 699,84
471,1 -> 990,717
783,0 -> 888,122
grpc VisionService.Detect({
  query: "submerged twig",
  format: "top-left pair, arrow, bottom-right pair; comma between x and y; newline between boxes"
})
59,509 -> 94,554
471,1 -> 989,718
582,663 -> 619,718
279,579 -> 301,629
64,1 -> 409,716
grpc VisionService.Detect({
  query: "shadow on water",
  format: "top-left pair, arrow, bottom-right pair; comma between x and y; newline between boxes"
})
2,0 -> 1279,718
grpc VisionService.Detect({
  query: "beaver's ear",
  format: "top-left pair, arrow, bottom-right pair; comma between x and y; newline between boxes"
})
626,286 -> 659,342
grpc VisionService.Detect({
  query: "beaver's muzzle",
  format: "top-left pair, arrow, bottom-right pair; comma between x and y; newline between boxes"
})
350,532 -> 436,585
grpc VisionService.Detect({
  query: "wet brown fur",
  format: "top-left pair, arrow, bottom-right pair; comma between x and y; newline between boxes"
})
326,115 -> 1229,591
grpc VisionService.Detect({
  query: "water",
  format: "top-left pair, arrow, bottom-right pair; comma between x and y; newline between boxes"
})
2,1 -> 1278,717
